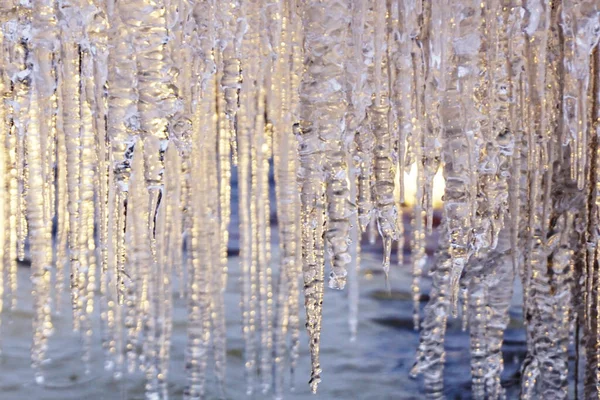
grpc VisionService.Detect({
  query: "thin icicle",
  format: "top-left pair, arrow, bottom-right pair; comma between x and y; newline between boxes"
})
272,0 -> 301,395
288,3 -> 303,387
255,86 -> 273,394
348,150 -> 360,341
26,79 -> 53,386
184,86 -> 213,400
124,139 -> 144,375
78,42 -> 97,373
8,7 -> 31,309
0,29 -> 6,352
237,0 -> 260,394
213,67 -> 229,397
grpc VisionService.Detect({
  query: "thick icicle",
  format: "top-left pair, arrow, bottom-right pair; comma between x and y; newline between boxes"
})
411,224 -> 452,398
108,0 -> 138,308
441,0 -> 482,312
560,0 -> 600,189
57,0 -> 84,330
297,0 -> 353,391
217,0 -> 241,166
467,229 -> 515,400
584,44 -> 600,400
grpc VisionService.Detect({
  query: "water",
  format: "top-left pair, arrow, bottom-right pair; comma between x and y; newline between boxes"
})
0,241 -> 530,400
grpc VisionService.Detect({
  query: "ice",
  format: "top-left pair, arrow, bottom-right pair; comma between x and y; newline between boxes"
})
4,0 -> 600,398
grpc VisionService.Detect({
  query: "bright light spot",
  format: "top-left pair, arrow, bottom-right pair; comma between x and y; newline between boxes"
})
395,163 -> 445,209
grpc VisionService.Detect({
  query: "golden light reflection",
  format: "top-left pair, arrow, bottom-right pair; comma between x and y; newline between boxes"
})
396,164 -> 445,209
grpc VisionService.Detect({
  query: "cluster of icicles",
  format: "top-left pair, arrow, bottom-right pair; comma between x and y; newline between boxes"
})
0,0 -> 600,398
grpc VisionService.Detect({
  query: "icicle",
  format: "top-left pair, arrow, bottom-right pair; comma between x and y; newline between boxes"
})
16,76 -> 27,265
156,144 -> 179,398
394,0 -> 416,208
154,177 -> 169,399
519,3 -> 555,398
507,0 -> 526,281
584,44 -> 600,400
54,41 -> 68,315
78,42 -> 97,374
467,270 -> 487,399
288,3 -> 303,387
26,77 -> 53,386
345,0 -> 368,137
213,66 -> 229,397
410,202 -> 425,329
108,0 -> 138,309
58,2 -> 83,329
411,224 -> 452,399
467,230 -> 515,400
255,87 -> 273,394
124,139 -> 144,375
348,150 -> 360,341
473,0 -> 514,257
405,0 -> 430,326
272,0 -> 301,395
184,86 -> 213,400
4,43 -> 19,314
482,250 -> 514,400
322,16 -> 353,287
0,29 -> 6,350
217,0 -> 241,166
348,0 -> 374,232
367,216 -> 377,245
237,0 -> 260,394
273,268 -> 290,400
9,5 -> 31,308
422,0 -> 444,238
237,49 -> 256,399
31,1 -> 58,317
560,0 -> 600,190
174,0 -> 195,303
356,90 -> 376,229
298,0 -> 353,391
440,0 -> 483,313
204,70 -> 223,398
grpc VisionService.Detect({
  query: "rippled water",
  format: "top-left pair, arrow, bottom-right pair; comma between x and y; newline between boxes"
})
0,230 -> 531,400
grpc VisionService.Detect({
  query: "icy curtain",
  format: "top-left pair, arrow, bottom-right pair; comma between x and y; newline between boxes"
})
0,0 -> 600,399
